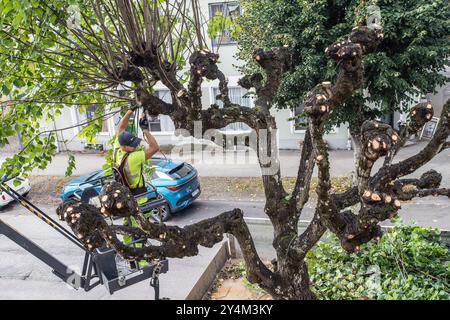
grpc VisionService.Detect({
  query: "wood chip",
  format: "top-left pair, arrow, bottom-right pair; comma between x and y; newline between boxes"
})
316,94 -> 327,103
371,139 -> 380,150
384,195 -> 392,204
371,193 -> 381,202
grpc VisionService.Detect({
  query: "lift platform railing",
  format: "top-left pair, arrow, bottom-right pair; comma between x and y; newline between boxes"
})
0,183 -> 86,250
0,182 -> 169,299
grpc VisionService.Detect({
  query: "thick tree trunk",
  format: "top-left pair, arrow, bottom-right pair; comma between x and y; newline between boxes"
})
347,101 -> 366,185
260,200 -> 317,299
274,260 -> 316,300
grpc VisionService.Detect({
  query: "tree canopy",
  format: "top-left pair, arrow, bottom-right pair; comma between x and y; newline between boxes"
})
236,0 -> 450,129
0,0 -> 200,177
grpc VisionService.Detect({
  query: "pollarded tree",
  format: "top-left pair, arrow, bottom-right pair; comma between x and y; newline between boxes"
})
0,0 -> 449,299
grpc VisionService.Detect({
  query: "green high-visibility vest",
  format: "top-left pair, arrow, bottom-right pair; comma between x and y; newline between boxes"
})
113,137 -> 145,189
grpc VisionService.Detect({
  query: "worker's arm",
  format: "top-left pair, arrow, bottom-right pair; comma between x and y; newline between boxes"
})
142,129 -> 160,160
116,109 -> 135,137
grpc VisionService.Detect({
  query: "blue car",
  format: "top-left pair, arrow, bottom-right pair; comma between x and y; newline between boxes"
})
60,157 -> 201,221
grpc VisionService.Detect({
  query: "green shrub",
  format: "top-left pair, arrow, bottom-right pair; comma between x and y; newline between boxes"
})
306,219 -> 450,300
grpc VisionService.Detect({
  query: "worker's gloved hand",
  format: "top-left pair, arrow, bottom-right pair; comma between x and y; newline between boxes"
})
129,103 -> 140,112
139,115 -> 149,131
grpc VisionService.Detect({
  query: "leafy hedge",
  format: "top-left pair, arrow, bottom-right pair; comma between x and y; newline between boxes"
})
306,219 -> 450,300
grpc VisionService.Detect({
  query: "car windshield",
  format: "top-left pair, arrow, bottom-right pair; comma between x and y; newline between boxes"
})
167,163 -> 194,179
86,171 -> 102,182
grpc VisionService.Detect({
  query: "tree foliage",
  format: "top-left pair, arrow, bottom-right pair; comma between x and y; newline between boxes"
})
0,0 -> 196,177
236,0 -> 450,128
307,220 -> 450,300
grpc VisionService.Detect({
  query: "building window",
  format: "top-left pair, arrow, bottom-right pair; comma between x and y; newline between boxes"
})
145,90 -> 175,134
212,87 -> 251,108
212,87 -> 251,132
293,104 -> 307,132
148,116 -> 162,132
208,2 -> 241,46
84,106 -> 110,134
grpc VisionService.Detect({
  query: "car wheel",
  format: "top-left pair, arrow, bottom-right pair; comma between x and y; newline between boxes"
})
151,203 -> 171,222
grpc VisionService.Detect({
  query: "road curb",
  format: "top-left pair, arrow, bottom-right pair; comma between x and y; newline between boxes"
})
186,240 -> 230,300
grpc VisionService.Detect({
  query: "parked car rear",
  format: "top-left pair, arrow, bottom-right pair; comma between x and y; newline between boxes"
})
0,160 -> 31,208
151,158 -> 201,213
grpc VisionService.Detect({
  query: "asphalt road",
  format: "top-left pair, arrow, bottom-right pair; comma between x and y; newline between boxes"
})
171,199 -> 450,230
1,196 -> 449,230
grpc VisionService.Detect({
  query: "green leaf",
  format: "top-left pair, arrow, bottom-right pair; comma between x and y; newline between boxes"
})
65,153 -> 76,177
2,84 -> 11,95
